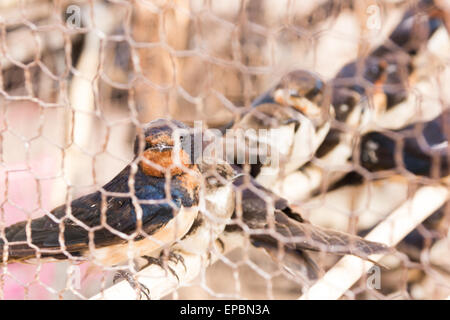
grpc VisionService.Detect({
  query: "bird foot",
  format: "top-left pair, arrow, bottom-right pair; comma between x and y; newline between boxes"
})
141,251 -> 186,282
164,251 -> 186,271
113,270 -> 151,300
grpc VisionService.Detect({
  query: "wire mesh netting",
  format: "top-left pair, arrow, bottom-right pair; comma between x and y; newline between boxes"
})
0,0 -> 449,300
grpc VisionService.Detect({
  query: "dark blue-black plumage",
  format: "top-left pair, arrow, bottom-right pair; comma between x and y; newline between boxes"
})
360,110 -> 449,177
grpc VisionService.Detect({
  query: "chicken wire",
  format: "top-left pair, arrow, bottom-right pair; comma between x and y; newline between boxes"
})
0,0 -> 449,300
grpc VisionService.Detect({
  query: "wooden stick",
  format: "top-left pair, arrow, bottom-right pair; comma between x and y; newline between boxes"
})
55,2 -> 117,198
300,184 -> 449,300
91,252 -> 209,300
90,233 -> 241,300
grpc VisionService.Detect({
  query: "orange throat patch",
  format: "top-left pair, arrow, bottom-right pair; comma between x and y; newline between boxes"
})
139,148 -> 200,201
140,148 -> 192,177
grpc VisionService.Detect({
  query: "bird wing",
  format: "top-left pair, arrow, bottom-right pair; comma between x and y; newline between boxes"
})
2,167 -> 197,261
248,208 -> 391,266
248,207 -> 391,284
229,172 -> 391,280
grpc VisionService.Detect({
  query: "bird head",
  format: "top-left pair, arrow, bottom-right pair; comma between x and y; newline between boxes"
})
134,119 -> 195,178
272,70 -> 333,127
198,158 -> 240,193
331,56 -> 389,128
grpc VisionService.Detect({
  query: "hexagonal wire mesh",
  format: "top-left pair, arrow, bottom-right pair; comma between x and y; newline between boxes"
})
0,0 -> 449,300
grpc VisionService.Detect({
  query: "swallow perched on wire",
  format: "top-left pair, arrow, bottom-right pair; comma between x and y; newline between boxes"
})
322,1 -> 442,149
224,70 -> 333,187
0,119 -> 203,268
309,109 -> 449,259
223,169 -> 392,283
373,0 -> 444,59
270,56 -> 390,202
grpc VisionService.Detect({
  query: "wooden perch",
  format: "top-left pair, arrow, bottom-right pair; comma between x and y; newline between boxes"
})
300,184 -> 449,300
90,233 -> 241,300
57,2 -> 117,194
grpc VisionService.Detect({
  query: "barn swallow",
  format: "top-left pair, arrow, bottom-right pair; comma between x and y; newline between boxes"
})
252,70 -> 333,130
328,0 -> 445,127
225,70 -> 333,187
225,169 -> 392,282
369,0 -> 445,128
307,110 -> 449,265
321,0 -> 445,155
272,6 -> 448,203
0,119 -> 204,270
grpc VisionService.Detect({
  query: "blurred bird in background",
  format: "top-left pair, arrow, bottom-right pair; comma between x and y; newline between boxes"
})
1,0 -> 449,301
224,70 -> 333,187
271,0 -> 449,203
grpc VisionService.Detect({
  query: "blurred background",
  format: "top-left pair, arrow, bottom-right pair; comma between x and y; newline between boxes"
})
0,0 -> 449,299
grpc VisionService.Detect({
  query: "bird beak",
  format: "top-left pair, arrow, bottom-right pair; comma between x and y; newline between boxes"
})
274,89 -> 321,118
251,91 -> 276,107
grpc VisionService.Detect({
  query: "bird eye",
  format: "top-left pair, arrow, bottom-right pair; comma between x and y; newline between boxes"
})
206,176 -> 219,187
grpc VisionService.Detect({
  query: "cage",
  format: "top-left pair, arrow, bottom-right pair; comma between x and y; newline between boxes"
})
0,0 -> 449,300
